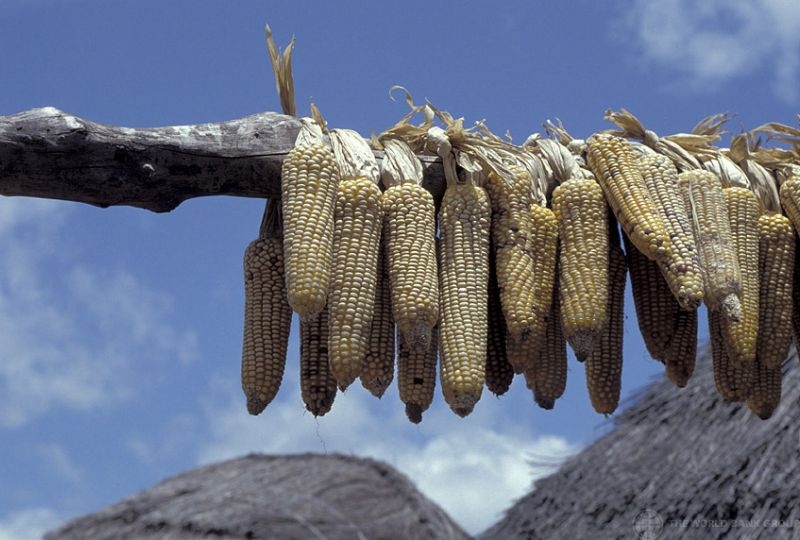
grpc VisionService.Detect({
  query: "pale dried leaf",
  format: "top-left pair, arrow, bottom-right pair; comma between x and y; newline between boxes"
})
265,25 -> 296,117
380,138 -> 423,187
330,129 -> 380,183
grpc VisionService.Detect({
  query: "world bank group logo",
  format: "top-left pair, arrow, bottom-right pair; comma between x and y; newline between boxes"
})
634,508 -> 664,540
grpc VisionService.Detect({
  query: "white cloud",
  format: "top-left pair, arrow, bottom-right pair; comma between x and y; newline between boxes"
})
0,507 -> 61,540
37,443 -> 83,486
194,373 -> 578,535
0,199 -> 198,427
625,0 -> 800,102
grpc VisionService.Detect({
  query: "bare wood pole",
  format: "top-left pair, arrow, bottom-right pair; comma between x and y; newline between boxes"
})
0,107 -> 447,213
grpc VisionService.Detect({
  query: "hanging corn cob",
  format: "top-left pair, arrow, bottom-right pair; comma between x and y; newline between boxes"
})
662,308 -> 697,388
524,261 -> 567,410
485,247 -> 514,397
484,166 -> 540,370
379,138 -> 439,349
624,233 -> 678,362
585,218 -> 627,414
586,133 -> 671,262
709,309 -> 752,402
677,169 -> 742,321
359,237 -> 395,397
437,147 -> 491,417
300,306 -> 337,416
398,326 -> 438,424
635,153 -> 704,309
720,186 -> 760,367
755,213 -> 795,369
326,129 -> 384,390
281,117 -> 340,319
551,177 -> 609,361
745,359 -> 782,419
241,199 -> 293,415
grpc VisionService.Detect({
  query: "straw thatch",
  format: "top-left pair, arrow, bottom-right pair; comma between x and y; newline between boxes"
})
45,453 -> 469,540
482,346 -> 800,540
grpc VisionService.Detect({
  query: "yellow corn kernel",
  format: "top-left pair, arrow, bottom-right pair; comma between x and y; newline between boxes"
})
586,133 -> 670,261
438,183 -> 491,417
551,178 -> 609,361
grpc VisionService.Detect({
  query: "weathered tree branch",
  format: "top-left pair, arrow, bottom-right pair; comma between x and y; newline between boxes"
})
0,107 -> 446,212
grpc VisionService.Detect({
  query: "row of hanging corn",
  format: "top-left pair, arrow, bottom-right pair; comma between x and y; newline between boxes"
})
240,29 -> 800,422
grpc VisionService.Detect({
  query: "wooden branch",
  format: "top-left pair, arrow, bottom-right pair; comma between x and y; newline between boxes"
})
0,107 -> 446,212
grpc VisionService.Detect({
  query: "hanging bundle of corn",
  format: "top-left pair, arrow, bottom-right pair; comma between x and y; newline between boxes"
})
436,144 -> 491,417
326,129 -> 384,390
379,138 -> 439,349
241,199 -> 293,415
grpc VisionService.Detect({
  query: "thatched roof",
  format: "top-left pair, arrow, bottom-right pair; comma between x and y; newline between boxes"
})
45,453 -> 470,540
482,346 -> 800,540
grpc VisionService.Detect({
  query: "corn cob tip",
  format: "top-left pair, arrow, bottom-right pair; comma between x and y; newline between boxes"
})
568,331 -> 599,362
720,294 -> 742,322
749,403 -> 776,420
246,395 -> 267,416
451,404 -> 476,418
405,403 -> 423,424
363,381 -> 389,399
535,396 -> 556,410
665,365 -> 691,388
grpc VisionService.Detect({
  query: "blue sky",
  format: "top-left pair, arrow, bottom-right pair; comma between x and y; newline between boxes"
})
1,1 -> 800,537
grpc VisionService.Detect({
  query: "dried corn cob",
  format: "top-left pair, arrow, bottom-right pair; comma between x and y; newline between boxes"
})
756,213 -> 795,369
636,153 -> 704,309
485,167 -> 539,350
359,237 -> 395,397
380,139 -> 439,349
709,309 -> 752,402
327,129 -> 383,390
485,250 -> 514,397
524,264 -> 566,410
624,233 -> 677,362
720,186 -> 760,367
663,308 -> 697,388
241,199 -> 293,415
398,326 -> 438,424
780,175 -> 800,235
794,245 -> 800,347
585,222 -> 627,414
551,177 -> 609,361
525,203 -> 559,345
746,358 -> 782,420
300,306 -> 337,416
586,133 -> 670,261
678,169 -> 742,321
438,170 -> 491,417
281,119 -> 339,319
